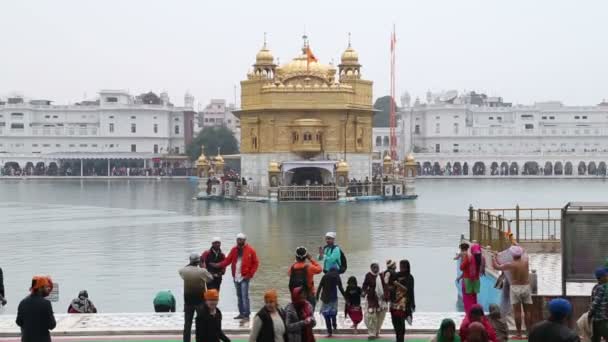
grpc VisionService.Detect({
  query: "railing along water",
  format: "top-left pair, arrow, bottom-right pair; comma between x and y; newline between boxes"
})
278,185 -> 338,201
468,205 -> 561,251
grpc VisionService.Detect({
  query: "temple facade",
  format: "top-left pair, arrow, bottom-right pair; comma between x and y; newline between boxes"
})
235,37 -> 374,187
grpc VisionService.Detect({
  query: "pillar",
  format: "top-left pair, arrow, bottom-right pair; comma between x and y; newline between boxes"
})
80,159 -> 83,176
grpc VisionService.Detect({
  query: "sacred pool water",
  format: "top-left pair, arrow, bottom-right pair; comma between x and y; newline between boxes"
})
0,178 -> 605,314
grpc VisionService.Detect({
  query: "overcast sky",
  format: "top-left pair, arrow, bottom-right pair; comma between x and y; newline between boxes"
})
1,0 -> 606,107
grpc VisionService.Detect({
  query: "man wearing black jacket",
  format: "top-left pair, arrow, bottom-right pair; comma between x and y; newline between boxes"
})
16,276 -> 56,342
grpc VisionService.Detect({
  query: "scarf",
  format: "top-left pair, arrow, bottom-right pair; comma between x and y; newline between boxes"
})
371,271 -> 384,300
291,287 -> 314,342
436,318 -> 461,342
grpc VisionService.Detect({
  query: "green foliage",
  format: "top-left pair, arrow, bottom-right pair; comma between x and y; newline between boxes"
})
372,96 -> 398,127
186,126 -> 239,160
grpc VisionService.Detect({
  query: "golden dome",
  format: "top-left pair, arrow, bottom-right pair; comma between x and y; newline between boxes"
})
268,160 -> 281,172
214,153 -> 224,163
341,46 -> 359,64
383,154 -> 392,163
276,54 -> 335,84
336,159 -> 349,172
256,45 -> 274,65
405,153 -> 415,162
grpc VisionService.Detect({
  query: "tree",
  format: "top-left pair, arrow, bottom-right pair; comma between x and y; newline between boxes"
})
186,126 -> 239,160
372,95 -> 399,127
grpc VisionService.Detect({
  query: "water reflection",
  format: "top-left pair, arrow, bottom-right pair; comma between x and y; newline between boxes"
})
1,178 -> 605,314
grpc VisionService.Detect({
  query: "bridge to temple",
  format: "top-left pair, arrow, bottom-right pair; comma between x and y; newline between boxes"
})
414,152 -> 608,176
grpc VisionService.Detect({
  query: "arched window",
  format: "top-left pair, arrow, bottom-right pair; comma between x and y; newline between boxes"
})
383,136 -> 389,146
292,132 -> 298,143
316,132 -> 322,142
376,136 -> 382,146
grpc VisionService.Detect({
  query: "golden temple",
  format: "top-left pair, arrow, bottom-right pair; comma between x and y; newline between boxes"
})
234,35 -> 375,187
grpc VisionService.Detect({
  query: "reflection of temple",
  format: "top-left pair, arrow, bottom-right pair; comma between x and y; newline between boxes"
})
234,36 -> 374,187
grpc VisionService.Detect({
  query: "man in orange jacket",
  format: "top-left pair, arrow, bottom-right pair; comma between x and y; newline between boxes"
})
212,233 -> 259,322
288,247 -> 323,310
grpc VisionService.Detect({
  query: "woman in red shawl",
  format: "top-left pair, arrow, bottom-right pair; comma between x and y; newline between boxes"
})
459,243 -> 484,314
285,287 -> 316,342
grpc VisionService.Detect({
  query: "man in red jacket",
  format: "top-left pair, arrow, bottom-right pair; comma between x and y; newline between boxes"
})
212,233 -> 259,322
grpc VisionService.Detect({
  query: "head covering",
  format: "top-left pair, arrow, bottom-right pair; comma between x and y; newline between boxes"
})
509,245 -> 524,257
325,232 -> 336,239
264,289 -> 278,303
489,303 -> 501,318
30,276 -> 52,294
470,243 -> 482,255
469,304 -> 485,319
295,246 -> 307,259
189,252 -> 201,264
548,298 -> 572,320
204,289 -> 219,301
236,233 -> 247,240
436,318 -> 461,342
595,266 -> 608,280
386,259 -> 397,269
212,237 -> 221,243
467,321 -> 488,341
78,290 -> 89,299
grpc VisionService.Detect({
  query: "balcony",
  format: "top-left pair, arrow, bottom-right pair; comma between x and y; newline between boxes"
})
289,118 -> 325,155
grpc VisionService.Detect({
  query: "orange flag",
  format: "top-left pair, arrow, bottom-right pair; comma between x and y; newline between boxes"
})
306,46 -> 317,65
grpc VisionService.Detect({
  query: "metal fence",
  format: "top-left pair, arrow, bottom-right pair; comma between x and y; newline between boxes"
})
469,205 -> 561,251
278,186 -> 338,201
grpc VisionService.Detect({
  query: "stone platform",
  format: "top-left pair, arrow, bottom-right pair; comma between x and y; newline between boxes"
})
0,312 -> 464,337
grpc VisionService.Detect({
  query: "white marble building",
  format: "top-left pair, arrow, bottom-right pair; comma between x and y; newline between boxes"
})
373,91 -> 608,175
0,90 -> 195,170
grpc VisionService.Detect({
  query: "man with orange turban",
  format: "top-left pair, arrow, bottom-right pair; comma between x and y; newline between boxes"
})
249,289 -> 287,342
195,289 -> 230,342
16,275 -> 56,342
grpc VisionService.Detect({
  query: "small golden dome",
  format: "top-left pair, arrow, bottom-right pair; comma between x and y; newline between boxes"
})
405,153 -> 415,162
341,46 -> 359,64
383,154 -> 392,162
255,44 -> 274,64
268,160 -> 281,172
336,159 -> 349,172
214,153 -> 224,163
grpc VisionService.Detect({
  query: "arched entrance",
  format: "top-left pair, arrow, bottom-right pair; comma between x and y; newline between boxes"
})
554,162 -> 563,175
473,162 -> 485,176
565,162 -> 573,175
422,162 -> 432,175
578,161 -> 587,175
432,162 -> 442,175
588,162 -> 597,176
544,162 -> 553,176
490,162 -> 499,175
453,162 -> 462,175
500,162 -> 509,176
510,162 -> 519,175
290,167 -> 325,185
523,161 -> 539,175
599,162 -> 607,176
463,162 -> 469,175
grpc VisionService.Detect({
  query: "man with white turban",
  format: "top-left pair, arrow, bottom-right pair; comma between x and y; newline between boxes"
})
318,232 -> 344,274
493,245 -> 531,339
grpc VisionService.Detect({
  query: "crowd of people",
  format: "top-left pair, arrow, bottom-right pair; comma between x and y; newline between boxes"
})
6,234 -> 608,342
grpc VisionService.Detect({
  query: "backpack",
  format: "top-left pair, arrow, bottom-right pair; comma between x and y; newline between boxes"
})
339,249 -> 348,274
289,265 -> 309,294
